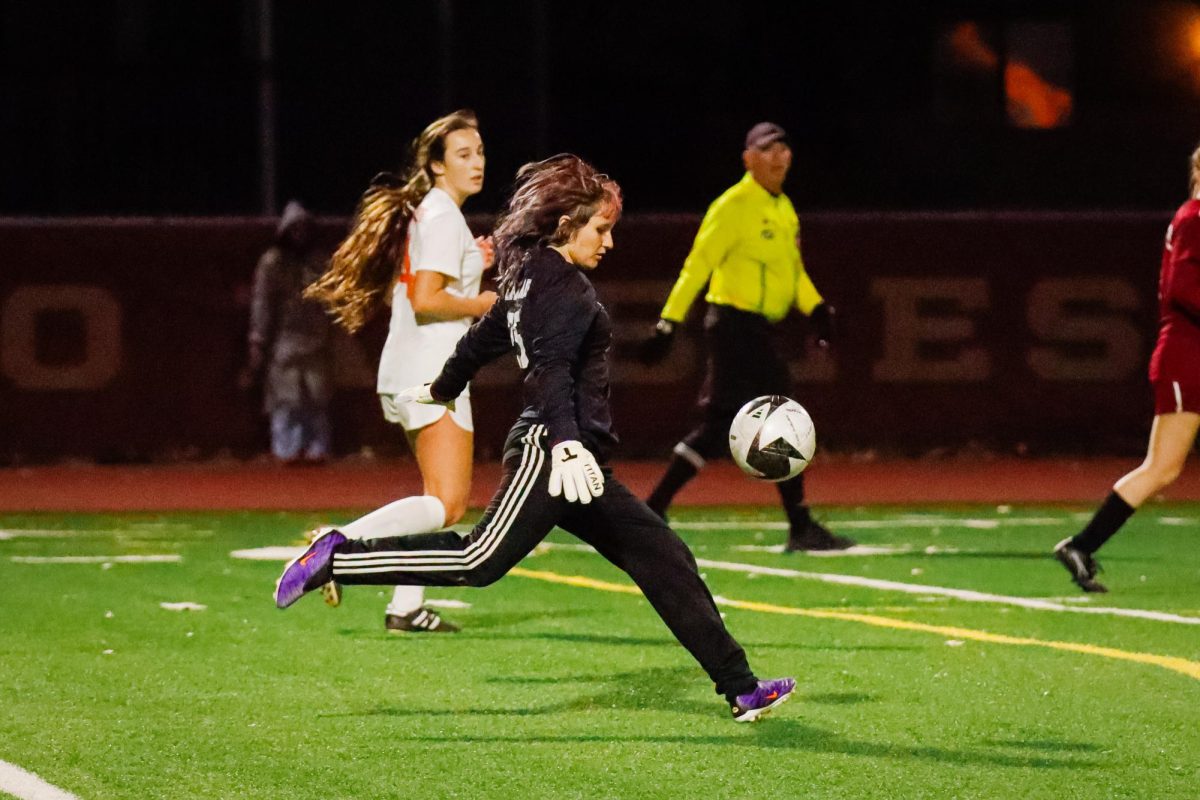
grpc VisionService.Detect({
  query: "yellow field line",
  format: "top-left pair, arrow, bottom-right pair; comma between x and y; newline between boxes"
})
510,567 -> 1200,682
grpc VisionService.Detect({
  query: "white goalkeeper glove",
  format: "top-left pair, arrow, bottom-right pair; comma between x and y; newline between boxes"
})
397,383 -> 455,411
548,440 -> 604,504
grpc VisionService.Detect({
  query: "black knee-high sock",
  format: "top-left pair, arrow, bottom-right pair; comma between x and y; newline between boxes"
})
776,473 -> 810,528
1071,491 -> 1135,554
646,449 -> 702,518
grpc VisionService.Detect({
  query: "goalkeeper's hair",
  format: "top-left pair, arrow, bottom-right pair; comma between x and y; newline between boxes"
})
493,154 -> 622,293
305,109 -> 479,333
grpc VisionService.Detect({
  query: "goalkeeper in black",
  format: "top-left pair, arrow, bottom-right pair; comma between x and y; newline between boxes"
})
638,122 -> 853,551
274,155 -> 795,722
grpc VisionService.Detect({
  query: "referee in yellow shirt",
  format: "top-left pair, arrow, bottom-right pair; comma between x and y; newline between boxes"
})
638,122 -> 853,551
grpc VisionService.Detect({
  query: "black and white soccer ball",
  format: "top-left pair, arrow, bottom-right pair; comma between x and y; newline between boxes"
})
728,395 -> 816,482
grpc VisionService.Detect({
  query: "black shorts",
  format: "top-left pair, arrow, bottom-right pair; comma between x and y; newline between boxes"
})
699,304 -> 792,418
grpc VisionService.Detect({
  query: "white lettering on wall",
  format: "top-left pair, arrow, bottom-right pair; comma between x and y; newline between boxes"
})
1,285 -> 122,390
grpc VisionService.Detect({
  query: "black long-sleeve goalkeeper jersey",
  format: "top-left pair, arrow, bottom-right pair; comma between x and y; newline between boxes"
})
429,246 -> 619,461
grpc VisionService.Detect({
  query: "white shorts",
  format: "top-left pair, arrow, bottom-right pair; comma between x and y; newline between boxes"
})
379,393 -> 474,433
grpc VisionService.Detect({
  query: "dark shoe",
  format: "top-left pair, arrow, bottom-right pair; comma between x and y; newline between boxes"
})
730,678 -> 796,722
304,527 -> 343,607
385,607 -> 461,634
275,529 -> 346,608
1054,538 -> 1108,593
786,519 -> 856,552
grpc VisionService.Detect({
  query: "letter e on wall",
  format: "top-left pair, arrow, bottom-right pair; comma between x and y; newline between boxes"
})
871,278 -> 990,383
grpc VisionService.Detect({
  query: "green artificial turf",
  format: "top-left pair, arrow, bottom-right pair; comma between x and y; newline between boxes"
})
0,505 -> 1197,799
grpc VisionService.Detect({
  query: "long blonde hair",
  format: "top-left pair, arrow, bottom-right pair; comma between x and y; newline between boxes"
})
1191,142 -> 1200,198
305,109 -> 479,332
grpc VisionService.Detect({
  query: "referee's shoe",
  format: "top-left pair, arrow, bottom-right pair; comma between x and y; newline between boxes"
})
1053,538 -> 1108,593
786,519 -> 855,552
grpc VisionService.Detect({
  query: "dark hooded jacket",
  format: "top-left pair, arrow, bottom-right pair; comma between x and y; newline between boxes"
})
248,201 -> 333,413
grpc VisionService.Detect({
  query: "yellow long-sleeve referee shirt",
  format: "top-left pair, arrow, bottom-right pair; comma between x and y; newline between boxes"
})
660,172 -> 823,324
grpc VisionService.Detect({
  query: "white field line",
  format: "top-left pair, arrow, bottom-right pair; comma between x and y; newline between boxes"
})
536,542 -> 1200,626
732,544 -> 921,556
0,759 -> 81,800
231,546 -> 303,561
0,529 -> 128,540
673,517 -> 1064,530
10,555 -> 181,564
159,602 -> 207,612
671,515 -> 1195,530
0,527 -> 213,541
423,599 -> 473,609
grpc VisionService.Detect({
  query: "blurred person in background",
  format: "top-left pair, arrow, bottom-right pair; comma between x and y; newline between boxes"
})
304,109 -> 495,632
243,199 -> 334,465
637,122 -> 853,552
1053,142 -> 1200,592
277,154 -> 796,723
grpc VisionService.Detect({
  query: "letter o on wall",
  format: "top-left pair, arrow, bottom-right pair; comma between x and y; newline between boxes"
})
1,286 -> 122,390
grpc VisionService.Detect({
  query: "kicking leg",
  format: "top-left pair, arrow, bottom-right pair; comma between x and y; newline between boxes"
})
563,476 -> 758,698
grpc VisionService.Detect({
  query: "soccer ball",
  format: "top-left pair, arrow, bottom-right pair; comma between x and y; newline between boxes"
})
728,395 -> 816,482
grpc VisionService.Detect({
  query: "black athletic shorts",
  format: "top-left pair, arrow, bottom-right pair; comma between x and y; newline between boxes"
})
698,304 -> 792,418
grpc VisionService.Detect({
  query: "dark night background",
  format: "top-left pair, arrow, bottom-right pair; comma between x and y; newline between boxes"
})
5,0 -> 1200,217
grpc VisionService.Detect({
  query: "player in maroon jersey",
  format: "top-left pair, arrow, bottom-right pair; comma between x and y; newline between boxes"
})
1054,143 -> 1200,592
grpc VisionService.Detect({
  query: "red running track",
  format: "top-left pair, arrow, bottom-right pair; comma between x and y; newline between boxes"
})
1,457 -> 1198,512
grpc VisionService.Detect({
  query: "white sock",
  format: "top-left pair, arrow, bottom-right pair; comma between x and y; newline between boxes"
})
340,495 -> 446,540
341,495 -> 446,618
387,585 -> 425,616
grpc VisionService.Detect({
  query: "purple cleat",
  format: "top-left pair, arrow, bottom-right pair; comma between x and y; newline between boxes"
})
730,677 -> 796,723
274,529 -> 347,609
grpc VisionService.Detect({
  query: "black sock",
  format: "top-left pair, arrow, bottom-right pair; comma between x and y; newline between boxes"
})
1071,491 -> 1135,554
776,473 -> 810,529
646,451 -> 700,518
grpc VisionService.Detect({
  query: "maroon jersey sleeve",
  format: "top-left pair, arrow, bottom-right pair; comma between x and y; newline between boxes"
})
1167,208 -> 1200,318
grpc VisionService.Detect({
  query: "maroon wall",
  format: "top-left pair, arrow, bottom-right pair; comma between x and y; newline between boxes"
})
0,212 -> 1168,462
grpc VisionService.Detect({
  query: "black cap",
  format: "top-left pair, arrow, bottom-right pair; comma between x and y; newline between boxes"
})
744,121 -> 788,150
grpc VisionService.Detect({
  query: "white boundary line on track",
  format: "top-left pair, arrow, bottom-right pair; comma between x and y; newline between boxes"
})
0,759 -> 80,800
536,542 -> 1200,626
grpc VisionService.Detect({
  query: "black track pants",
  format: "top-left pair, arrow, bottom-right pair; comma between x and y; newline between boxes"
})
332,422 -> 757,696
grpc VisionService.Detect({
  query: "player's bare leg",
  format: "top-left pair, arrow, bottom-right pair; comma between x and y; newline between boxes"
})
376,412 -> 476,632
1056,411 -> 1200,591
1113,412 -> 1200,506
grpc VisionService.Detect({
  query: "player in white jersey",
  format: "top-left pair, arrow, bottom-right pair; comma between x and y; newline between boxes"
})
305,109 -> 496,632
